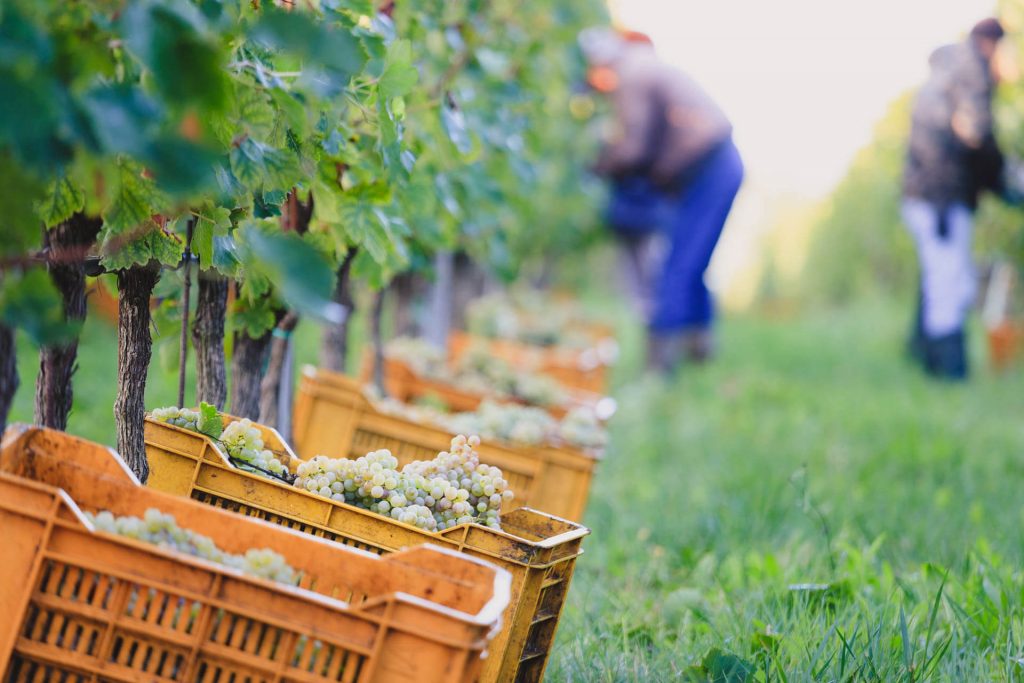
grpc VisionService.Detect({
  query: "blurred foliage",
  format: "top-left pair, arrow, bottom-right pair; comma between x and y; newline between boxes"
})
798,94 -> 916,305
387,0 -> 609,281
977,0 -> 1024,267
0,0 -> 610,343
798,9 -> 1024,306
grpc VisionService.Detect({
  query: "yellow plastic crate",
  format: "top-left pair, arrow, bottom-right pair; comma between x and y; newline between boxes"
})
292,368 -> 599,523
448,331 -> 611,394
363,354 -> 614,422
0,426 -> 510,683
144,415 -> 590,683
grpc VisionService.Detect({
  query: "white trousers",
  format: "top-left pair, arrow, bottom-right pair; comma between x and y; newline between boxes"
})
902,199 -> 977,337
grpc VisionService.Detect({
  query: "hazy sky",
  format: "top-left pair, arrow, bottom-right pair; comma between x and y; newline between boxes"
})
612,0 -> 995,197
609,0 -> 996,302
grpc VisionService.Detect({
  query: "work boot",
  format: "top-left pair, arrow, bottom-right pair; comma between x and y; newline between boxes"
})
906,294 -> 926,366
683,328 -> 715,363
924,330 -> 968,381
646,332 -> 686,375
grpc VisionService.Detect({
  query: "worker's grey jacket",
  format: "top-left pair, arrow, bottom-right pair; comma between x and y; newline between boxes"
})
594,45 -> 733,189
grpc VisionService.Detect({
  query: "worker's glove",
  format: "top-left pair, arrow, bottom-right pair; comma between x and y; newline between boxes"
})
936,207 -> 951,241
1001,158 -> 1024,207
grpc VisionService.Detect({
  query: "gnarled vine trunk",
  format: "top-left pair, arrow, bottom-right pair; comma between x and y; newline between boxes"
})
192,272 -> 228,408
425,250 -> 454,349
370,289 -> 387,395
0,323 -> 18,438
320,249 -> 356,373
114,263 -> 160,481
230,333 -> 272,420
452,252 -> 490,329
392,271 -> 424,337
229,282 -> 273,420
254,188 -> 313,431
35,213 -> 102,429
258,311 -> 298,430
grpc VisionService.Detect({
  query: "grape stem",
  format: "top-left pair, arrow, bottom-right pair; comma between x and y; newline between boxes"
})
177,218 -> 195,408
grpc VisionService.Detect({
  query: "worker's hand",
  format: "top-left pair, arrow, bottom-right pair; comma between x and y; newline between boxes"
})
648,165 -> 685,195
952,110 -> 983,149
1002,158 -> 1024,206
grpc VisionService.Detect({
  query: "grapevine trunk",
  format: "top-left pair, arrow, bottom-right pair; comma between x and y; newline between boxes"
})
371,289 -> 387,395
0,323 -> 18,437
319,249 -> 356,374
192,272 -> 228,408
258,311 -> 299,430
320,249 -> 356,373
230,327 -> 272,420
392,271 -> 423,337
35,214 -> 102,429
114,263 -> 160,481
425,250 -> 454,349
452,252 -> 492,329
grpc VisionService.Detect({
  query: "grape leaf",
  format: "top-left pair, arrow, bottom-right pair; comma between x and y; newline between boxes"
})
37,175 -> 85,228
0,8 -> 74,173
239,225 -> 342,322
143,135 -> 220,196
338,198 -> 390,263
101,225 -> 184,271
197,401 -> 223,438
231,296 -> 277,338
192,205 -> 233,270
378,39 -> 418,99
230,138 -> 298,191
0,151 -> 48,255
240,266 -> 272,301
0,268 -> 80,346
100,161 -> 167,236
253,187 -> 285,218
250,6 -> 367,82
441,105 -> 474,156
231,86 -> 277,142
121,0 -> 228,112
80,84 -> 161,159
270,89 -> 310,138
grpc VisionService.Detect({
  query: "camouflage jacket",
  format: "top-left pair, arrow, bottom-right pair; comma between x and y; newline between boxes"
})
594,45 -> 732,189
903,41 -> 1003,208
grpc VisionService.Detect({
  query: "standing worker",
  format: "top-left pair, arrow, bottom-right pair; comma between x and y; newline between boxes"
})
902,18 -> 1007,380
580,28 -> 744,373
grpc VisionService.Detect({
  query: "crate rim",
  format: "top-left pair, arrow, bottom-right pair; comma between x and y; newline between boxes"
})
370,353 -> 619,422
300,364 -> 606,461
144,417 -> 591,553
0,466 -> 513,630
4,424 -> 514,630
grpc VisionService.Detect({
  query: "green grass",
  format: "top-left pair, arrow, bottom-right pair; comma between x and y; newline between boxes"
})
8,296 -> 1024,680
8,295 -> 347,444
549,302 -> 1024,681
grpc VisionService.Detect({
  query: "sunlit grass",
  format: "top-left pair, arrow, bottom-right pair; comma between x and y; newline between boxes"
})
9,294 -> 1024,680
549,300 -> 1024,680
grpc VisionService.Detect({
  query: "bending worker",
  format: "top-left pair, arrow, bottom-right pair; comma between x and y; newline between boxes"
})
902,18 -> 1007,379
581,28 -> 743,372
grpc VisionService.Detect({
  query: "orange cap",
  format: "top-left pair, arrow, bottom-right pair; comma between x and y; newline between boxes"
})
587,66 -> 620,93
618,29 -> 653,46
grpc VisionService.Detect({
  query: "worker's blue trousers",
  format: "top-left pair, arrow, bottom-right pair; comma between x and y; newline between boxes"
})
652,139 -> 743,331
607,138 -> 744,332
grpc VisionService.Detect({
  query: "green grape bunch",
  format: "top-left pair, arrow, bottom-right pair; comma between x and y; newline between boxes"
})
293,435 -> 514,531
86,508 -> 297,585
466,292 -> 600,350
149,406 -> 202,431
148,405 -> 292,480
385,336 -> 570,408
374,394 -> 609,451
219,418 -> 291,477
